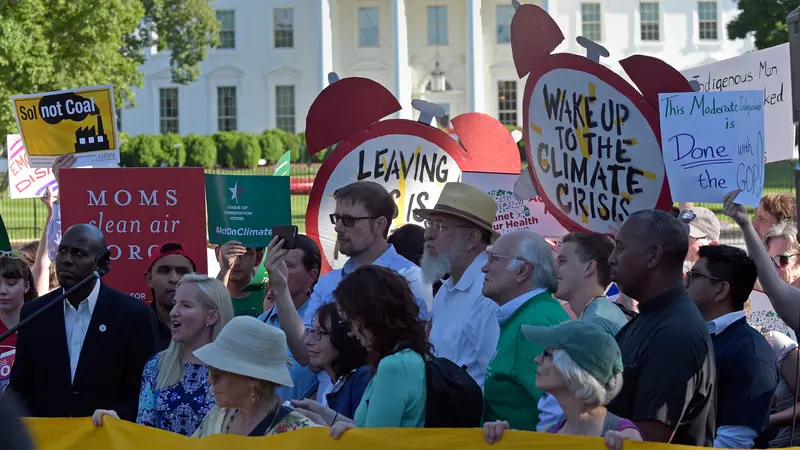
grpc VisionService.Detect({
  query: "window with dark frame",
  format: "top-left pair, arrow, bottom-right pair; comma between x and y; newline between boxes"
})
639,2 -> 660,41
217,86 -> 237,131
274,8 -> 294,48
698,1 -> 718,40
159,88 -> 179,134
275,85 -> 296,133
216,10 -> 235,49
581,3 -> 602,41
497,81 -> 518,126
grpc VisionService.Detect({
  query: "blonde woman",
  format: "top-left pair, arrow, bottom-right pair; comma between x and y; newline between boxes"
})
192,316 -> 318,437
92,275 -> 234,436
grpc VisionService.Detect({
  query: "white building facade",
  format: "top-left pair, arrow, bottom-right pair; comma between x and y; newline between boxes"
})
121,0 -> 753,136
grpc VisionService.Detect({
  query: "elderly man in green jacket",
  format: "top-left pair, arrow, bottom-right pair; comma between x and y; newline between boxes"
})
480,230 -> 570,431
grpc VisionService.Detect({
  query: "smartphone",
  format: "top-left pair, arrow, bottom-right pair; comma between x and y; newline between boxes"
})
272,225 -> 298,249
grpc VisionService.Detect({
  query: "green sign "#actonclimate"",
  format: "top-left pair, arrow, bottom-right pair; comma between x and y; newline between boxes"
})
205,174 -> 291,248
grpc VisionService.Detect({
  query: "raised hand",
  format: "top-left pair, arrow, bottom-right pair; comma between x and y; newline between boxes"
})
264,236 -> 289,288
218,240 -> 246,271
722,189 -> 750,227
51,153 -> 76,187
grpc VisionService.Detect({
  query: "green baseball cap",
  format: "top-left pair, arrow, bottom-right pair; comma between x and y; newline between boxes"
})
521,320 -> 623,384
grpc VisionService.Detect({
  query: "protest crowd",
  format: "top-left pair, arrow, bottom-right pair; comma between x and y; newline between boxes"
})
3,3 -> 800,450
0,144 -> 799,450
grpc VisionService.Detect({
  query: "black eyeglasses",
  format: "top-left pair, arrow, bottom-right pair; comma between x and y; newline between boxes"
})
686,270 -> 723,284
773,254 -> 799,268
305,327 -> 331,341
329,214 -> 378,227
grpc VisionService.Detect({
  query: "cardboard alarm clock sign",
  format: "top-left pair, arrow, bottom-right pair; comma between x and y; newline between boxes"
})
513,4 -> 680,233
304,75 -> 521,273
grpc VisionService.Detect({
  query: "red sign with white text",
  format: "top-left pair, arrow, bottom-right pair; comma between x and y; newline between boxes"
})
59,168 -> 208,302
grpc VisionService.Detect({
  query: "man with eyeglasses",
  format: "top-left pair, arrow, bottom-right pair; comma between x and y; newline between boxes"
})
685,245 -> 778,449
479,230 -> 569,431
270,181 -> 431,403
416,182 -> 500,389
607,209 -> 716,446
679,207 -> 720,274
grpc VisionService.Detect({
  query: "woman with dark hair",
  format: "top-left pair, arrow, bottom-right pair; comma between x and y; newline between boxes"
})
291,303 -> 372,422
0,252 -> 37,390
330,264 -> 431,437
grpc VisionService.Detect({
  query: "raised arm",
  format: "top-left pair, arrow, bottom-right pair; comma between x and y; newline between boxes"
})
264,237 -> 310,365
723,190 -> 800,331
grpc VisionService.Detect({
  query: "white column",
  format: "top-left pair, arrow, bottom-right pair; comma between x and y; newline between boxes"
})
318,0 -> 333,94
466,0 -> 485,113
392,0 -> 412,119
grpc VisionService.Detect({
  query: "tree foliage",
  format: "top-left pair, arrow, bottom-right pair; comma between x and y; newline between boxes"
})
728,0 -> 800,49
0,0 -> 219,137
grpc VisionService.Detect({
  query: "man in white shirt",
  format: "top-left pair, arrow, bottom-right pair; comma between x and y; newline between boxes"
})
416,182 -> 500,388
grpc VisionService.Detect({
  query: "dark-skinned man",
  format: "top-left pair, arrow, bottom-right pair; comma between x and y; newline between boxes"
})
145,243 -> 196,350
607,210 -> 716,446
9,224 -> 158,421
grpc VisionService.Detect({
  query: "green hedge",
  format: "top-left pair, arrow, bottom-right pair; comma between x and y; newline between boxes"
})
117,130 -> 319,169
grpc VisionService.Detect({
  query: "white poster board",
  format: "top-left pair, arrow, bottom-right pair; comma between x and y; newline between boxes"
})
748,289 -> 796,341
6,134 -> 56,199
658,90 -> 765,206
461,172 -> 568,248
682,44 -> 793,162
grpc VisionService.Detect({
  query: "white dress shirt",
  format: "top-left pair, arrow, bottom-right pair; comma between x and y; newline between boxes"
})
497,288 -> 545,324
429,252 -> 500,389
63,280 -> 100,383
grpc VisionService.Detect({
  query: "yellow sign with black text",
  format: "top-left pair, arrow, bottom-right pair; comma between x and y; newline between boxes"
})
11,85 -> 119,168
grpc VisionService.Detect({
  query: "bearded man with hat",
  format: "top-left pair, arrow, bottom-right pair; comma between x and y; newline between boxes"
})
417,182 -> 500,389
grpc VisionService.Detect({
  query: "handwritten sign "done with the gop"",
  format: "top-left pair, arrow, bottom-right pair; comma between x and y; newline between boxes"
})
658,90 -> 765,206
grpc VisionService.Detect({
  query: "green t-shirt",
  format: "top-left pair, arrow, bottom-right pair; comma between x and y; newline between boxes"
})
483,291 -> 570,431
232,290 -> 265,318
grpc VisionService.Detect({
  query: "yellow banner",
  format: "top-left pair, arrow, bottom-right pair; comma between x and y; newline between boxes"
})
11,85 -> 119,168
24,418 -> 707,450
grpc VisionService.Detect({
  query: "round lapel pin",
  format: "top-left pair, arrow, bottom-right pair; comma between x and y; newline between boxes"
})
99,324 -> 107,332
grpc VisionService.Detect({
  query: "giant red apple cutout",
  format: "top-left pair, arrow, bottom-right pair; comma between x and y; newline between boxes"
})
513,3 -> 687,233
305,74 -> 520,273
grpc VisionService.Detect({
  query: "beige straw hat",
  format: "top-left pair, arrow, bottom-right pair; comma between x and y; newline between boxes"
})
194,316 -> 294,387
414,182 -> 499,239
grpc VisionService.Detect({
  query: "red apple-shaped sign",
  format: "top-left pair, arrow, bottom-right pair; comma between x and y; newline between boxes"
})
513,4 -> 686,233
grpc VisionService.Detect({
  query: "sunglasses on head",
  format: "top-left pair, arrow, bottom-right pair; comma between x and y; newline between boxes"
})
0,251 -> 24,260
773,254 -> 799,268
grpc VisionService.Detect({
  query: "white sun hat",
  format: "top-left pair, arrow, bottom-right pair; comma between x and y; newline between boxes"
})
194,316 -> 294,387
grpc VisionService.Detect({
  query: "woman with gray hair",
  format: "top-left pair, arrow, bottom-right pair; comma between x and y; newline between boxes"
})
483,320 -> 643,450
763,221 -> 800,289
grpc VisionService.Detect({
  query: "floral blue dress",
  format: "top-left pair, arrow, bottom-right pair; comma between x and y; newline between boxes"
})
136,354 -> 215,436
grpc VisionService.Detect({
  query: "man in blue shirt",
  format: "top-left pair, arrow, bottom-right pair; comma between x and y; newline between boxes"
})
265,181 -> 432,402
686,244 -> 779,448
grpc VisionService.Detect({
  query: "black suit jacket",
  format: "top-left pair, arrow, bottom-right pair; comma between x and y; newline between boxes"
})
8,282 -> 158,421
